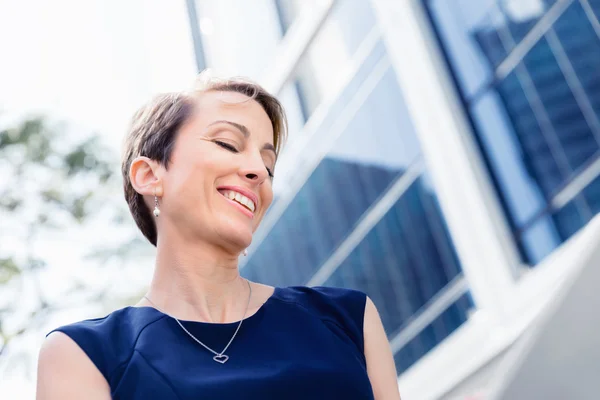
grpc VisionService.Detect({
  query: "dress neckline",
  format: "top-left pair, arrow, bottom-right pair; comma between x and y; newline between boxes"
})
132,286 -> 281,327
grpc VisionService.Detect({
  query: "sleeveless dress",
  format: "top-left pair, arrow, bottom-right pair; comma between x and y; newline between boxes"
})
49,286 -> 375,399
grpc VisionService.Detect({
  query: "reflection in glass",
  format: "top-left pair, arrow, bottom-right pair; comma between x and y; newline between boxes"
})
324,172 -> 470,374
243,66 -> 420,286
242,0 -> 475,373
274,0 -> 325,34
427,0 -> 557,97
288,0 -> 377,118
427,0 -> 600,265
393,293 -> 472,374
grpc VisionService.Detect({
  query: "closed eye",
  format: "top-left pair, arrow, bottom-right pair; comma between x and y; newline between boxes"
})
215,140 -> 274,178
214,140 -> 238,153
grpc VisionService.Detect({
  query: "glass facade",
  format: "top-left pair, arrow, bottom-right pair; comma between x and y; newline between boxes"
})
426,0 -> 600,265
184,0 -> 600,387
240,0 -> 473,374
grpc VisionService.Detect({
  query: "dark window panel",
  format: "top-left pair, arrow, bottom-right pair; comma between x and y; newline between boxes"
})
426,0 -> 600,265
323,173 -> 464,337
393,293 -> 472,374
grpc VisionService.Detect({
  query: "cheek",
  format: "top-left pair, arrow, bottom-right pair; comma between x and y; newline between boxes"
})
264,187 -> 274,208
169,157 -> 215,201
259,183 -> 274,214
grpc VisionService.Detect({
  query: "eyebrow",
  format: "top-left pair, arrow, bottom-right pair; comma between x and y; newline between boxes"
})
209,120 -> 277,156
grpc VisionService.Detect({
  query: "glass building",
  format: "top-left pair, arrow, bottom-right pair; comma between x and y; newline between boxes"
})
187,0 -> 600,397
427,0 -> 600,265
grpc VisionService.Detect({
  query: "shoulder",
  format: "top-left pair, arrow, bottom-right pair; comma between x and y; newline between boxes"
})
42,307 -> 166,382
38,331 -> 111,399
276,286 -> 367,319
276,286 -> 368,351
276,285 -> 367,303
362,297 -> 402,399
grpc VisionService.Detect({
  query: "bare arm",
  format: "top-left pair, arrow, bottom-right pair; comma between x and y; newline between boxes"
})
36,332 -> 111,400
364,297 -> 401,400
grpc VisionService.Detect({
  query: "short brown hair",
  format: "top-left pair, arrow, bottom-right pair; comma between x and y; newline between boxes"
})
121,71 -> 288,246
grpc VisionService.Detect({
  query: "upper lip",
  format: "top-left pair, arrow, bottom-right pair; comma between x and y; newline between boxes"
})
217,185 -> 259,210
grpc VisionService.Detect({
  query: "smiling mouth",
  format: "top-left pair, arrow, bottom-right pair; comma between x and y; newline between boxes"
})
218,189 -> 256,213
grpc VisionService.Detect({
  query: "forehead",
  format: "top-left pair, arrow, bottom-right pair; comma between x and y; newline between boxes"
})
193,90 -> 274,144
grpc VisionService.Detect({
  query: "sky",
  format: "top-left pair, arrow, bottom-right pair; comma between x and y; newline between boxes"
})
0,0 -> 198,152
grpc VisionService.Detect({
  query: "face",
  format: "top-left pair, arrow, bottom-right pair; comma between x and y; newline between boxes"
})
160,91 -> 276,251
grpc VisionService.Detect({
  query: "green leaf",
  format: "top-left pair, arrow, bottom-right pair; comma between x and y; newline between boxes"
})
0,196 -> 22,211
64,147 -> 88,175
0,130 -> 10,149
70,191 -> 94,222
0,117 -> 46,149
37,213 -> 49,224
64,136 -> 104,176
25,133 -> 52,163
41,189 -> 63,204
0,258 -> 21,284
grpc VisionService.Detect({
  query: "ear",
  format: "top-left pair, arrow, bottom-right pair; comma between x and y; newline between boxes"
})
130,156 -> 163,197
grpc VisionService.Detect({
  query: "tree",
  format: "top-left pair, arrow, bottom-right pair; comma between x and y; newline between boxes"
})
0,114 -> 151,379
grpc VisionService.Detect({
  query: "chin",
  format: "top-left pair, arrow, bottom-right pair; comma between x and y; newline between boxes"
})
215,219 -> 254,250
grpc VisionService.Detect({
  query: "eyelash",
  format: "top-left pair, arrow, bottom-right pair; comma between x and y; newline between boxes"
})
214,140 -> 274,179
215,140 -> 238,153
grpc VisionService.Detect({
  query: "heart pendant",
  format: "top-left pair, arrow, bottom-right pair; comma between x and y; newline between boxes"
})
213,354 -> 229,364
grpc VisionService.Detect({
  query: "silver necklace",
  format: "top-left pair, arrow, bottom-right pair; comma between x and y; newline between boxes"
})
143,279 -> 252,364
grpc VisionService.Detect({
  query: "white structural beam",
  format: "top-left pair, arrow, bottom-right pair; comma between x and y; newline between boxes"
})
389,274 -> 469,355
260,0 -> 336,94
552,154 -> 600,210
495,0 -> 574,80
398,215 -> 600,399
369,0 -> 520,321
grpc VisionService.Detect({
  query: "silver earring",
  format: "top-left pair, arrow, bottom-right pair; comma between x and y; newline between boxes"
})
153,194 -> 160,217
242,249 -> 248,257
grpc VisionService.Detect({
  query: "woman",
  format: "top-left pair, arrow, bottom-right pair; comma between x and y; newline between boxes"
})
37,73 -> 401,399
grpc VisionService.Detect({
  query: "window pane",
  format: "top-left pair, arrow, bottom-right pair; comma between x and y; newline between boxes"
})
291,0 -> 377,117
496,0 -> 559,52
274,0 -> 324,34
324,172 -> 465,335
243,66 -> 421,286
551,2 -> 600,139
494,40 -> 598,197
470,91 -> 548,227
393,293 -> 472,374
520,185 -> 596,264
427,0 -> 559,97
427,0 -> 600,265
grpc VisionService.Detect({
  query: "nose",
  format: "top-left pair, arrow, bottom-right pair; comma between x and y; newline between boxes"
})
238,151 -> 269,184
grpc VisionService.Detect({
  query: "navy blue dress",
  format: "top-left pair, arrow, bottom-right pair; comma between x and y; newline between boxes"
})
50,286 -> 375,399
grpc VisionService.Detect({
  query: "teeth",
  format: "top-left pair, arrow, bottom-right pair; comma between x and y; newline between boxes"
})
221,190 -> 255,213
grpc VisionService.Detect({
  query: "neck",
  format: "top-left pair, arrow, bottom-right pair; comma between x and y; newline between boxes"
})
146,231 -> 249,324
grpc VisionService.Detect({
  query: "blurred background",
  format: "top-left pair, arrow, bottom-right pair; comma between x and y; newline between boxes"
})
1,0 -> 600,398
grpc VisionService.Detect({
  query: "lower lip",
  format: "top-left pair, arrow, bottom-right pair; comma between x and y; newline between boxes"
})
221,195 -> 255,219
